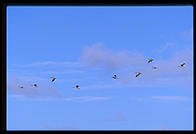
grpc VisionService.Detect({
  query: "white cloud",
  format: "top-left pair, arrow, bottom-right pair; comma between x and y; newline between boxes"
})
181,27 -> 193,40
106,112 -> 127,122
42,124 -> 80,130
7,75 -> 63,98
13,61 -> 86,71
150,95 -> 192,102
15,61 -> 79,68
79,43 -> 146,71
43,70 -> 85,75
7,76 -> 111,102
80,43 -> 192,76
8,94 -> 112,103
156,42 -> 177,54
64,96 -> 112,102
8,42 -> 193,93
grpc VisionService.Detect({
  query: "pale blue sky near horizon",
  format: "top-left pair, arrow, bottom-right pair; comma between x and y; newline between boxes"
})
7,6 -> 193,130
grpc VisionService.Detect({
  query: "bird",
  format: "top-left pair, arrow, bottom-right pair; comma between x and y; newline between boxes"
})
18,85 -> 24,88
50,77 -> 56,82
112,74 -> 118,79
179,63 -> 186,67
152,66 -> 158,69
73,85 -> 80,90
135,72 -> 142,77
31,84 -> 38,87
147,58 -> 154,63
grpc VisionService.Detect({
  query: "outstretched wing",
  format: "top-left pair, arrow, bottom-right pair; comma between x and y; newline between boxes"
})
52,78 -> 56,82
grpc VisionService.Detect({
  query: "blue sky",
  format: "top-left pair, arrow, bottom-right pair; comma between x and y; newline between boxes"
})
7,6 -> 193,130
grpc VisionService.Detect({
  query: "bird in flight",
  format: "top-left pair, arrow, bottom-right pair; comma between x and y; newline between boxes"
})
112,74 -> 118,79
50,77 -> 56,82
135,72 -> 142,77
147,58 -> 154,63
73,85 -> 80,90
179,63 -> 186,67
152,66 -> 158,69
31,84 -> 38,87
18,85 -> 24,88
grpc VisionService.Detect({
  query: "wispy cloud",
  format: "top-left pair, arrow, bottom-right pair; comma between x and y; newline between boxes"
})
79,43 -> 146,71
148,126 -> 177,130
64,96 -> 112,102
10,61 -> 87,80
106,112 -> 127,122
7,75 -> 111,102
79,43 -> 193,89
42,70 -> 85,75
7,75 -> 63,98
42,124 -> 80,130
150,95 -> 192,102
15,61 -> 81,68
9,94 -> 112,103
156,42 -> 177,54
181,27 -> 193,41
8,42 -> 193,93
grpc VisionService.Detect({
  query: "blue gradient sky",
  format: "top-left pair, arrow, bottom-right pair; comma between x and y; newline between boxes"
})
7,6 -> 193,130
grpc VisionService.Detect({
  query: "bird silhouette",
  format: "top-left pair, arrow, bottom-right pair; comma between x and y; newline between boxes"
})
50,77 -> 56,82
135,72 -> 142,77
147,58 -> 154,63
179,63 -> 186,67
152,66 -> 157,69
73,85 -> 80,90
112,74 -> 118,79
31,84 -> 38,87
18,85 -> 24,88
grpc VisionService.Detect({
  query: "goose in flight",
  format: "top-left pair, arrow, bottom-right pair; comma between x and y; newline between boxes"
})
179,63 -> 186,67
135,72 -> 142,77
50,77 -> 56,82
31,84 -> 38,87
18,85 -> 24,88
112,74 -> 118,79
152,66 -> 157,69
147,58 -> 154,63
73,85 -> 80,90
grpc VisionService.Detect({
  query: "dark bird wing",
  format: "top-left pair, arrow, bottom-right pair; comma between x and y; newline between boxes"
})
112,75 -> 117,79
75,85 -> 80,89
153,66 -> 157,69
179,63 -> 186,67
136,73 -> 141,77
52,78 -> 56,82
148,59 -> 153,63
182,63 -> 186,66
18,85 -> 23,88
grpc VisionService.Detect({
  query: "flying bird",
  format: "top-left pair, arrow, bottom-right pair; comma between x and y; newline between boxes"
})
152,66 -> 158,69
18,85 -> 24,88
50,77 -> 56,82
112,74 -> 118,79
147,58 -> 154,63
73,85 -> 80,90
135,72 -> 142,77
179,63 -> 186,67
31,84 -> 38,87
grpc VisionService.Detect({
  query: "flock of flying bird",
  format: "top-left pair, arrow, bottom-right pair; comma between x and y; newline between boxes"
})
112,59 -> 186,79
18,76 -> 81,90
17,58 -> 186,90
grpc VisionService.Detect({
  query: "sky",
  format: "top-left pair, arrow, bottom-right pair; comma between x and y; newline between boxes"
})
7,6 -> 193,130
